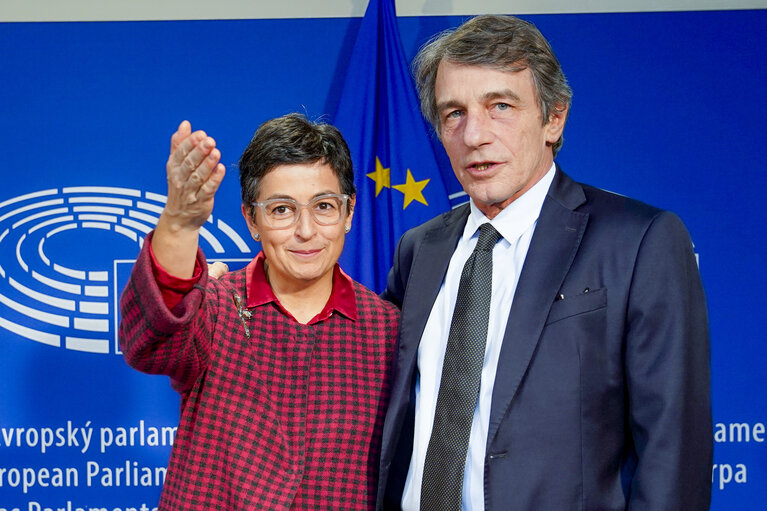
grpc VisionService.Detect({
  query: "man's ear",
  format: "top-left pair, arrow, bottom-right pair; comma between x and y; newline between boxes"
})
545,103 -> 569,144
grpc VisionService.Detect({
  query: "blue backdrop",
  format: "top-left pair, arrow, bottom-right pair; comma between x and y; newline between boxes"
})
1,9 -> 765,510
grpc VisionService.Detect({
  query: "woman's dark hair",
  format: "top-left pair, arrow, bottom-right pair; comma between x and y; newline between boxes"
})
239,113 -> 355,210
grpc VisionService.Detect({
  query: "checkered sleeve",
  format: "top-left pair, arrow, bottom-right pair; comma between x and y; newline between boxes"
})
118,232 -> 215,394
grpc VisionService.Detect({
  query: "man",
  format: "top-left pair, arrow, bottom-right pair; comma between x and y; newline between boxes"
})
377,15 -> 711,511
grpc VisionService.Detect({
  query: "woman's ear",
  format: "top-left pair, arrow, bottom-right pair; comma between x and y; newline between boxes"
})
241,203 -> 258,236
345,194 -> 356,231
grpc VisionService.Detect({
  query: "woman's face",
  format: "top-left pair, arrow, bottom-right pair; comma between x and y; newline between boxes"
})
242,161 -> 354,291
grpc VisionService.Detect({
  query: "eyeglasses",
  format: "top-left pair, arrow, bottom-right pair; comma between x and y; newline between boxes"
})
251,193 -> 350,229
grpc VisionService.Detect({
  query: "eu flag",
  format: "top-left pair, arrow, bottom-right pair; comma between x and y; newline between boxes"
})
335,0 -> 461,293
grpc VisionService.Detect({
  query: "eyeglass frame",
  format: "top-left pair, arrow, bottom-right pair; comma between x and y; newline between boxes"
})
250,193 -> 351,229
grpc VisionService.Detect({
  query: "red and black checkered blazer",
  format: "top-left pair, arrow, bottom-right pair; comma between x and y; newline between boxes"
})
119,239 -> 399,510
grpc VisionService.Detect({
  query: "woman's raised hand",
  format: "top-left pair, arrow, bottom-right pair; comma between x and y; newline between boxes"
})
152,121 -> 227,278
163,120 -> 226,231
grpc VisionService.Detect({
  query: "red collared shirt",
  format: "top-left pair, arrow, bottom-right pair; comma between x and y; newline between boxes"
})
245,252 -> 357,323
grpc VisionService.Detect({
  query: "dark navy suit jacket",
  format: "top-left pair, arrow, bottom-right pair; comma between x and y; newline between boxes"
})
377,169 -> 712,510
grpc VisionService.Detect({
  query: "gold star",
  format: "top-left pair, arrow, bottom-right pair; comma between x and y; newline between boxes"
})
366,156 -> 391,197
392,169 -> 430,209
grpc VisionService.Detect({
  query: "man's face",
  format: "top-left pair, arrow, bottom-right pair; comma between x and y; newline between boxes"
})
435,61 -> 567,219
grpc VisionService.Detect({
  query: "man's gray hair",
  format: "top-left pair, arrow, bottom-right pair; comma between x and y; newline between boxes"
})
413,15 -> 572,156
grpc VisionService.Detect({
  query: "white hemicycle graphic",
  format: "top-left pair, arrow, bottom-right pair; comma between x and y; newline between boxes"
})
0,187 -> 251,354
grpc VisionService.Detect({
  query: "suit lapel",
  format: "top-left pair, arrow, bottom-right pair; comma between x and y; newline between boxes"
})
487,170 -> 589,445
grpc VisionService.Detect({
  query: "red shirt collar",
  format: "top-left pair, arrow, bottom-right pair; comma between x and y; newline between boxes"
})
245,251 -> 357,324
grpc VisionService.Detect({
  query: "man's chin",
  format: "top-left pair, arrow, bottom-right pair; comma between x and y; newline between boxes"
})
468,190 -> 513,208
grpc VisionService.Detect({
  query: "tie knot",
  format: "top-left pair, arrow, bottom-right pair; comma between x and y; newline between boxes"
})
475,223 -> 501,252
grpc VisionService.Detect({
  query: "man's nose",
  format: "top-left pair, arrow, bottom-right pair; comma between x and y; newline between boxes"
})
463,111 -> 493,147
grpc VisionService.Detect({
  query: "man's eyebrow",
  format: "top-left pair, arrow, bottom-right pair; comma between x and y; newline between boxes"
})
436,89 -> 522,112
483,89 -> 521,103
436,99 -> 463,113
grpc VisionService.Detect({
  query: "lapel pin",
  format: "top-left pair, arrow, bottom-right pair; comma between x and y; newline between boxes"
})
232,291 -> 252,338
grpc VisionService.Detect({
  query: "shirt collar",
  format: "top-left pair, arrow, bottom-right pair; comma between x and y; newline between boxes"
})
245,251 -> 358,324
464,162 -> 556,245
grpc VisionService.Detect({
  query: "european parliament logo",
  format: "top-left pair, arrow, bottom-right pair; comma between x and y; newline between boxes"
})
0,187 -> 251,355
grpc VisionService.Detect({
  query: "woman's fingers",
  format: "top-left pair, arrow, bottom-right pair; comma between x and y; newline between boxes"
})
163,124 -> 225,229
196,161 -> 226,203
168,131 -> 212,181
207,261 -> 229,279
169,120 -> 192,154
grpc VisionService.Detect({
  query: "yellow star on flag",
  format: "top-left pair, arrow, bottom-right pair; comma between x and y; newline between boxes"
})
366,156 -> 391,197
392,169 -> 430,209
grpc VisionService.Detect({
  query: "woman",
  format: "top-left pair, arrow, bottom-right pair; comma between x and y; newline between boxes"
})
119,114 -> 399,510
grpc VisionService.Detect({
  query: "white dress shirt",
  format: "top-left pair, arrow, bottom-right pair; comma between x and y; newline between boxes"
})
401,164 -> 556,511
